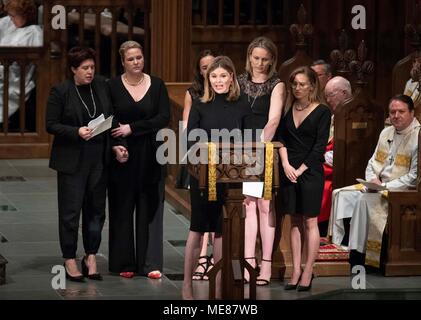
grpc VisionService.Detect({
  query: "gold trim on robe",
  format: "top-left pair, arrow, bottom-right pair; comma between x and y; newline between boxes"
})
394,154 -> 411,167
375,150 -> 388,163
263,142 -> 273,200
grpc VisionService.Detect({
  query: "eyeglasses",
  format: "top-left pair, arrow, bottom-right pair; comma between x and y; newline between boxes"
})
325,90 -> 345,99
291,82 -> 310,89
325,91 -> 338,99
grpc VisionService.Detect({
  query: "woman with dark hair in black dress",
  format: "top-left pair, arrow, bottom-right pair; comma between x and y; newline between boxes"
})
177,49 -> 217,281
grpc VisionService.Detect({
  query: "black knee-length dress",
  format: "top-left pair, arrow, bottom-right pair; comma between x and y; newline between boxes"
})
277,104 -> 331,217
187,93 -> 252,233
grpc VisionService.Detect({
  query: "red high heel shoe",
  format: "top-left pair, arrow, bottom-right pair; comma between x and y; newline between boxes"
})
147,270 -> 162,279
119,271 -> 135,278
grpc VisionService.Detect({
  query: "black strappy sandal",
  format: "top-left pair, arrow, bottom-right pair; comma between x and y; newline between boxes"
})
244,257 -> 259,284
192,256 -> 209,281
256,258 -> 272,286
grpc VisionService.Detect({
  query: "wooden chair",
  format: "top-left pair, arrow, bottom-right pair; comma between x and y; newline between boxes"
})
385,130 -> 421,276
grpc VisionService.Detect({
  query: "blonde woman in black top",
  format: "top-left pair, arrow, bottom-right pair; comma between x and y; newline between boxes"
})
107,41 -> 170,280
182,56 -> 252,299
239,36 -> 286,286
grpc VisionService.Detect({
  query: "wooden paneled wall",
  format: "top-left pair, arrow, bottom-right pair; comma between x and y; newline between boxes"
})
157,0 -> 419,109
150,0 -> 191,81
1,0 -> 419,158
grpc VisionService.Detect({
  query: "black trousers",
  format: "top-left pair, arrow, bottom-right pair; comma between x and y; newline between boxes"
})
57,143 -> 106,259
108,175 -> 164,275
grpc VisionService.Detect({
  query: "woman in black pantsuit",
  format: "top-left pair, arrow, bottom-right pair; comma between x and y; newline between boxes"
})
108,40 -> 170,279
278,66 -> 331,291
46,47 -> 124,281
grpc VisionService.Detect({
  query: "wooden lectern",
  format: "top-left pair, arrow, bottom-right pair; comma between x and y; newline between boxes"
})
188,142 -> 281,300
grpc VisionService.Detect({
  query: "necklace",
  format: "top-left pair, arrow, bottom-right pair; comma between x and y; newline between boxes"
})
123,73 -> 145,86
75,84 -> 97,119
247,83 -> 263,110
294,101 -> 311,111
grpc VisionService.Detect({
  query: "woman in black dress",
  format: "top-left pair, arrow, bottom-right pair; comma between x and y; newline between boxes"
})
107,41 -> 170,279
239,36 -> 286,285
178,49 -> 217,281
182,56 -> 252,299
278,66 -> 331,291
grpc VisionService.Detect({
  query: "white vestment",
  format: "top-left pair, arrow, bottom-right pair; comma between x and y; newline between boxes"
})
404,79 -> 420,109
0,16 -> 43,123
328,119 -> 420,266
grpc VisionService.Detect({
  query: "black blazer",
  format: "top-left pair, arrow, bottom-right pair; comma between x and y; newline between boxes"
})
46,76 -> 112,174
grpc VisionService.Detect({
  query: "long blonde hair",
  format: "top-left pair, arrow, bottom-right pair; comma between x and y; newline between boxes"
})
201,56 -> 240,102
285,66 -> 324,112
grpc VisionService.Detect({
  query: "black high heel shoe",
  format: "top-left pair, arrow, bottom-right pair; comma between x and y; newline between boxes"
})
297,274 -> 314,292
63,263 -> 85,282
81,256 -> 103,281
284,274 -> 301,291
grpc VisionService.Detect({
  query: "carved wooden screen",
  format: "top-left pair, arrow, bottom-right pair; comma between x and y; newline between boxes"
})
44,0 -> 150,80
0,0 -> 150,158
191,0 -> 288,77
0,2 -> 49,158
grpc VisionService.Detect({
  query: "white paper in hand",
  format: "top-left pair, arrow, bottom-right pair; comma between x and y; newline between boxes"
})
356,178 -> 387,191
88,114 -> 105,129
87,114 -> 114,139
242,182 -> 264,198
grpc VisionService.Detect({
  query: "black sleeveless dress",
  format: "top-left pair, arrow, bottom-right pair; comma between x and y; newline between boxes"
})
238,72 -> 282,142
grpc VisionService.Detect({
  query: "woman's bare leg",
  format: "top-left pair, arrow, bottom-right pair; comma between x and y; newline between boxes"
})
289,214 -> 303,284
244,196 -> 258,281
300,216 -> 319,286
257,198 -> 275,282
182,231 -> 203,299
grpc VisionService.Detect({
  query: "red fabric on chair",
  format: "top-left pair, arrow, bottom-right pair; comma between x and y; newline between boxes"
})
319,139 -> 334,223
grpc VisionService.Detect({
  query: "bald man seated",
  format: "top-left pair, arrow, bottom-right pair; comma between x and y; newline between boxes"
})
318,77 -> 352,235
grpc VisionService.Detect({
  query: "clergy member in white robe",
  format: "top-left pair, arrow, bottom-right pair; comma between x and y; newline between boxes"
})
328,94 -> 420,267
0,8 -> 43,124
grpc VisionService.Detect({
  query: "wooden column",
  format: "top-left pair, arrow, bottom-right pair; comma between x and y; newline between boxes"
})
150,0 -> 191,82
